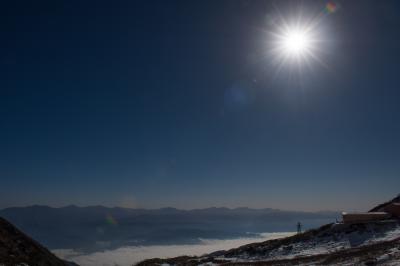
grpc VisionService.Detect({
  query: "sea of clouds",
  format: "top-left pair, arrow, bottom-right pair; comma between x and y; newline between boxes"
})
54,232 -> 294,266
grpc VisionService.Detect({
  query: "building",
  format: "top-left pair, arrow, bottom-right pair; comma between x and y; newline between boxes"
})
342,212 -> 390,224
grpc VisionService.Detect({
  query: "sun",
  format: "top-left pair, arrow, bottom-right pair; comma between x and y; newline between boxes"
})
266,18 -> 325,71
281,29 -> 311,56
275,25 -> 316,60
259,3 -> 334,78
256,4 -> 335,83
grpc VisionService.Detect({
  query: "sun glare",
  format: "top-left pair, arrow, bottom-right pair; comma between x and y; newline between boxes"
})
266,14 -> 326,71
282,29 -> 311,55
263,4 -> 333,71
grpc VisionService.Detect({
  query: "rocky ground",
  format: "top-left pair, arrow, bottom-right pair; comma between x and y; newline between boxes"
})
0,217 -> 77,266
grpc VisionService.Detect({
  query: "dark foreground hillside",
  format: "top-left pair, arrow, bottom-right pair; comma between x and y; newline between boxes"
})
0,217 -> 77,266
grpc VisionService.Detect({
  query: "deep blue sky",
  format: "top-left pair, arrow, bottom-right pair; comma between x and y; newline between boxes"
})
1,0 -> 400,211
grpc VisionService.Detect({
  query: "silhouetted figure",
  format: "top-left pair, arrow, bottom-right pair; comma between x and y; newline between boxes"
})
297,222 -> 302,234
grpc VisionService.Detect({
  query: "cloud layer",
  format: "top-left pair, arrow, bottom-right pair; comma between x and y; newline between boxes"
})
54,232 -> 294,266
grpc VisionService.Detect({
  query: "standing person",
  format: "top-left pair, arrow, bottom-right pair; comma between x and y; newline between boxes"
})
297,222 -> 302,234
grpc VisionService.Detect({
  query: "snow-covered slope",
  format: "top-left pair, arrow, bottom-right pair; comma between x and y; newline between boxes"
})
137,220 -> 400,265
217,221 -> 400,263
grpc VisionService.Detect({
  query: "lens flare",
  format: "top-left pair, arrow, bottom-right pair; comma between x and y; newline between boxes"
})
105,214 -> 118,226
325,2 -> 338,14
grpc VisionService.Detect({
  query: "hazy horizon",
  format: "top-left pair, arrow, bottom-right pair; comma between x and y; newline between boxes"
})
0,203 -> 342,212
0,193 -> 393,213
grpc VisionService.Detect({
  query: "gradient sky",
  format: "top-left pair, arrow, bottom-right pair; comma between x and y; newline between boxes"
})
1,0 -> 400,211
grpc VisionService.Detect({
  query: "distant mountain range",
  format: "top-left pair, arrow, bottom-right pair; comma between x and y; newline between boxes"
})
0,205 -> 339,252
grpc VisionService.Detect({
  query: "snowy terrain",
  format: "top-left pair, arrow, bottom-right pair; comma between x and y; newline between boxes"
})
217,221 -> 400,262
138,220 -> 400,265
